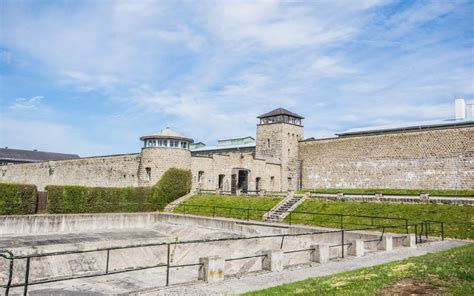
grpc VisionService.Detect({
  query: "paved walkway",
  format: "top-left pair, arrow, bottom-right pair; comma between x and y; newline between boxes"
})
140,239 -> 469,296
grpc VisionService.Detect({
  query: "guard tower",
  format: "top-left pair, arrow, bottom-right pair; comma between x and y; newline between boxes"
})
255,108 -> 304,191
138,127 -> 193,185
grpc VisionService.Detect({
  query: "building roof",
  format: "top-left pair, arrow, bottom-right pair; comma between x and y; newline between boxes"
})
0,148 -> 80,163
257,108 -> 304,119
140,127 -> 193,142
191,143 -> 256,153
338,118 -> 474,136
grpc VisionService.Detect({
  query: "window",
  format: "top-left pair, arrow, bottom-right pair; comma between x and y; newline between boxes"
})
218,174 -> 225,189
145,167 -> 151,181
198,171 -> 205,183
170,140 -> 179,148
288,177 -> 292,188
181,141 -> 187,149
267,138 -> 271,148
256,177 -> 261,191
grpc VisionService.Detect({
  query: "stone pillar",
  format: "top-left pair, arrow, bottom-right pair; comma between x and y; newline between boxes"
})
375,193 -> 382,202
311,244 -> 329,263
420,193 -> 430,203
347,240 -> 365,257
402,234 -> 416,248
378,236 -> 393,251
198,256 -> 224,283
262,250 -> 284,272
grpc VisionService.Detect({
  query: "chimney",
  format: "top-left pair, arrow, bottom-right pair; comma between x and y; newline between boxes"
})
455,98 -> 466,120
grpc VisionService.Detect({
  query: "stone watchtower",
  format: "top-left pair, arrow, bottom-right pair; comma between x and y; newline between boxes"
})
138,128 -> 193,186
255,108 -> 304,191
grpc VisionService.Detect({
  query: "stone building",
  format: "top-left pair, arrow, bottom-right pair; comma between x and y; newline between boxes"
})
1,104 -> 473,191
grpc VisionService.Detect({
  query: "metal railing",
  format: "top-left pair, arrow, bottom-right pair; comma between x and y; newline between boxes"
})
178,203 -> 412,232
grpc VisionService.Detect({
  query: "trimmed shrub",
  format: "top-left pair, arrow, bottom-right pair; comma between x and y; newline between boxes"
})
46,185 -> 155,214
0,183 -> 37,215
299,188 -> 474,197
151,168 -> 192,205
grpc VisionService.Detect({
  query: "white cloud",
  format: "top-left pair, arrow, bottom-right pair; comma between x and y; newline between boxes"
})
10,96 -> 44,110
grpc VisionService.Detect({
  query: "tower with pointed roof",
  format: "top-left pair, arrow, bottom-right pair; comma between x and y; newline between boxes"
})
256,108 -> 304,191
138,127 -> 193,186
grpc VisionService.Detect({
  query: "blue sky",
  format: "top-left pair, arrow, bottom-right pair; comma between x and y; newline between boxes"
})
0,0 -> 473,156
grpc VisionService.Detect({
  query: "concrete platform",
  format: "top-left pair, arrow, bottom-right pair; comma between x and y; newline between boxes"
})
0,213 -> 461,295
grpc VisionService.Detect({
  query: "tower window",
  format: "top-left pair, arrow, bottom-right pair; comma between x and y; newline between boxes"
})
198,171 -> 205,183
267,139 -> 271,148
145,167 -> 151,181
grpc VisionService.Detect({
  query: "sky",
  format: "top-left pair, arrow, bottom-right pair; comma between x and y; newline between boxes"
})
0,0 -> 473,157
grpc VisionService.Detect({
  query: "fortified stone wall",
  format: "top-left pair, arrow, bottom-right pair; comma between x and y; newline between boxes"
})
0,154 -> 142,190
191,152 -> 282,192
138,147 -> 192,186
299,126 -> 474,190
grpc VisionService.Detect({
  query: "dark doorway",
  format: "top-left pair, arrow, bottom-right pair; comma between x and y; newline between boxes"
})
255,177 -> 261,192
218,174 -> 225,190
231,174 -> 237,194
238,170 -> 249,193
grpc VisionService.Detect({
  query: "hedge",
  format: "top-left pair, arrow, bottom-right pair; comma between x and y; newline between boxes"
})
150,168 -> 192,204
299,188 -> 474,197
46,185 -> 156,214
0,183 -> 37,215
46,168 -> 192,214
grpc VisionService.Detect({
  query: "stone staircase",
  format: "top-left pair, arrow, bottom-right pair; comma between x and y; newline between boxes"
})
263,193 -> 306,222
164,192 -> 195,212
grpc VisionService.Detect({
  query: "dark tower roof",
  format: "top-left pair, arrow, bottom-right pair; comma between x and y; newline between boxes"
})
257,108 -> 304,119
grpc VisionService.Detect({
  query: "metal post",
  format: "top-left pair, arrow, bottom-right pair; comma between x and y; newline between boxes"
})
5,258 -> 14,296
405,219 -> 408,234
340,215 -> 343,230
212,206 -> 215,218
415,223 -> 418,244
166,244 -> 170,286
441,222 -> 444,241
341,230 -> 345,258
23,257 -> 31,296
105,250 -> 110,274
280,236 -> 285,249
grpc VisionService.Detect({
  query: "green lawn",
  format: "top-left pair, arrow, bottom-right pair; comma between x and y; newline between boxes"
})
299,188 -> 474,197
245,244 -> 474,296
286,200 -> 474,240
173,195 -> 282,220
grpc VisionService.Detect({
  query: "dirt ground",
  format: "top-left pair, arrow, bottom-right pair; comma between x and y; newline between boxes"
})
378,278 -> 444,296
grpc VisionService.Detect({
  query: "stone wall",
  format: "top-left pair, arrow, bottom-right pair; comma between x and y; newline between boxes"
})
0,154 -> 142,190
299,126 -> 474,189
138,147 -> 192,186
191,152 -> 282,192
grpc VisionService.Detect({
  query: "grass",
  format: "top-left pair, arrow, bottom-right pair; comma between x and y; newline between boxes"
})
173,195 -> 282,220
245,244 -> 474,296
299,188 -> 474,197
286,199 -> 474,240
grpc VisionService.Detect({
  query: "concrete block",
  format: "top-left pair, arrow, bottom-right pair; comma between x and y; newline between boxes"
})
198,256 -> 224,283
402,234 -> 416,248
347,240 -> 364,257
262,250 -> 284,272
378,236 -> 393,251
311,244 -> 330,263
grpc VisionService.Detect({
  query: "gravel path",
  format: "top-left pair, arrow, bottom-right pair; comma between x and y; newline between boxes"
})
139,239 -> 470,296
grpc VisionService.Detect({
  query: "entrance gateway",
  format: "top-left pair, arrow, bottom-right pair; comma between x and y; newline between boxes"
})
231,168 -> 249,194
